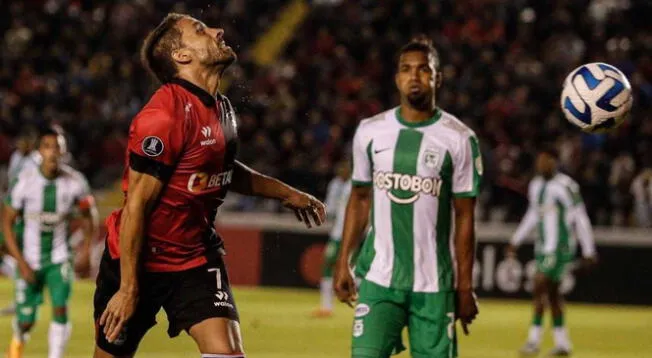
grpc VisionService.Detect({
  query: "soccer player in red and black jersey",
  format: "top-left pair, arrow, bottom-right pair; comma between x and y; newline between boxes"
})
93,13 -> 326,358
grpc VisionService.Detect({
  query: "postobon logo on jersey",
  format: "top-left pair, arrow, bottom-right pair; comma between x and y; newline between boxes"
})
26,212 -> 64,232
374,171 -> 443,204
187,170 -> 233,193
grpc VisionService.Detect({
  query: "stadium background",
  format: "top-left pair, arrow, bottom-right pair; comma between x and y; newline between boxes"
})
0,0 -> 651,357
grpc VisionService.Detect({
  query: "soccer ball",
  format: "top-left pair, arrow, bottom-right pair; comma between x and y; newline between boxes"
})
560,62 -> 633,133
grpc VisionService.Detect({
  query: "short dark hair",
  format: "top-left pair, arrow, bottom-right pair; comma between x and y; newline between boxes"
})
38,126 -> 60,142
398,34 -> 440,70
141,13 -> 186,83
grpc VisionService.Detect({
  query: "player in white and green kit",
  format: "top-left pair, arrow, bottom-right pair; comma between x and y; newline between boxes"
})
507,148 -> 596,357
2,127 -> 98,358
0,129 -> 39,316
313,160 -> 352,317
334,36 -> 481,358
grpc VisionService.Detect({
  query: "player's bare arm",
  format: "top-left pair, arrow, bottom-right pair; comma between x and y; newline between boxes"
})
99,168 -> 164,343
334,185 -> 371,307
231,160 -> 326,228
454,197 -> 479,335
76,197 -> 99,275
1,205 -> 35,284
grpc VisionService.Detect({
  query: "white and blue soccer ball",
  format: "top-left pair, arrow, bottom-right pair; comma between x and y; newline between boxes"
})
560,62 -> 633,133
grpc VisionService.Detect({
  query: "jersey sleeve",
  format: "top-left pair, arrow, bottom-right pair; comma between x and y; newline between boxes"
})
351,125 -> 373,186
565,184 -> 596,257
128,108 -> 184,179
4,175 -> 26,210
452,134 -> 482,197
74,175 -> 95,210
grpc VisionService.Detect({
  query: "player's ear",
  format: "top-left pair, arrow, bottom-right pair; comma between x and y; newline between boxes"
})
172,48 -> 192,65
435,70 -> 443,89
394,72 -> 400,90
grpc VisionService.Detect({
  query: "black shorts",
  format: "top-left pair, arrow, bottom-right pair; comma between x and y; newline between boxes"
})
93,247 -> 239,356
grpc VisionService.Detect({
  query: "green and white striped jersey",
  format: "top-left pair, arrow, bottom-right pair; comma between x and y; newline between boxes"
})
352,107 -> 482,292
511,173 -> 596,258
4,164 -> 91,270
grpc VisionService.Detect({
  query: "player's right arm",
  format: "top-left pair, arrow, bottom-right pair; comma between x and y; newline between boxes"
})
1,176 -> 35,283
334,125 -> 371,307
100,108 -> 182,343
334,185 -> 371,307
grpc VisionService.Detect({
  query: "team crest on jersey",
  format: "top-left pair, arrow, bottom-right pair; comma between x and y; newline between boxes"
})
142,136 -> 164,157
423,148 -> 441,169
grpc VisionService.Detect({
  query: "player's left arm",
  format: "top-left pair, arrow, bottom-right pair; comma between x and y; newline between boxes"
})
568,187 -> 597,261
75,178 -> 99,275
231,160 -> 325,228
452,133 -> 482,334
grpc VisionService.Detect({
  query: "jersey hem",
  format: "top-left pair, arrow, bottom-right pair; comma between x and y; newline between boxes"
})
352,180 -> 372,187
453,191 -> 478,198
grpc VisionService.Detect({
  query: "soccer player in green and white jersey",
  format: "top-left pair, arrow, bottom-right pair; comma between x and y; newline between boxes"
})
334,35 -> 481,358
2,126 -> 98,358
0,129 -> 39,316
313,160 -> 352,317
507,148 -> 597,357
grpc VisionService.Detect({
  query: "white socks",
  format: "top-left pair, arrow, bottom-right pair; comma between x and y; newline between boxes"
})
553,327 -> 572,350
48,322 -> 71,358
320,277 -> 334,311
527,325 -> 542,345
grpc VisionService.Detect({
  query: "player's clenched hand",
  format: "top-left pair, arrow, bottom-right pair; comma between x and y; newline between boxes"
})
100,289 -> 138,343
282,190 -> 326,228
334,262 -> 358,308
75,250 -> 91,278
18,261 -> 36,284
456,290 -> 478,335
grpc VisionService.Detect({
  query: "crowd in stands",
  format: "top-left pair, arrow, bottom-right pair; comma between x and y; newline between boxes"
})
1,0 -> 651,226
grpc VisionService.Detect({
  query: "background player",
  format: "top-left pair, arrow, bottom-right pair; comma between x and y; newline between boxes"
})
2,126 -> 98,358
507,147 -> 597,356
313,159 -> 352,318
334,35 -> 481,358
93,13 -> 326,358
1,129 -> 39,283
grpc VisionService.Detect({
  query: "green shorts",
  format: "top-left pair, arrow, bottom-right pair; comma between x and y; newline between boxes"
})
15,262 -> 73,324
351,280 -> 457,358
322,239 -> 341,277
536,253 -> 572,282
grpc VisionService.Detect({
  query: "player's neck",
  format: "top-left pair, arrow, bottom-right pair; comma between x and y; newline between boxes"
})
399,103 -> 437,123
40,164 -> 59,180
176,67 -> 224,98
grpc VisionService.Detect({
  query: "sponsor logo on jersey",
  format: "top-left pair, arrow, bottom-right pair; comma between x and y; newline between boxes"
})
354,303 -> 370,318
200,126 -> 217,146
352,319 -> 364,337
187,170 -> 233,193
142,136 -> 164,157
26,212 -> 65,231
373,171 -> 443,204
